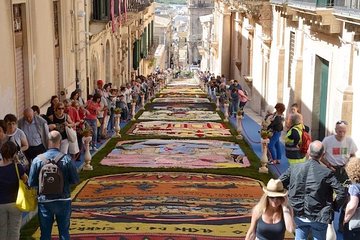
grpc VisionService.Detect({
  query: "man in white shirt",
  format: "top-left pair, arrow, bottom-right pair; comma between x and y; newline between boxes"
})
322,120 -> 358,233
322,120 -> 358,183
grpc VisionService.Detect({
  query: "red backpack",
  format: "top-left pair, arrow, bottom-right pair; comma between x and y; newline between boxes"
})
299,130 -> 311,154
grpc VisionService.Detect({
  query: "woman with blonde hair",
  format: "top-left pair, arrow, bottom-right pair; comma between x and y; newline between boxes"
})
343,157 -> 360,238
48,102 -> 75,154
246,179 -> 295,240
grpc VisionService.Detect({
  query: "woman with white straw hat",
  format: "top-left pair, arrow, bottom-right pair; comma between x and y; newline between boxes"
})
246,179 -> 295,240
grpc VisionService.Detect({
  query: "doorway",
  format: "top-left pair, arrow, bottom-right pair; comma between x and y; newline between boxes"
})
312,55 -> 329,140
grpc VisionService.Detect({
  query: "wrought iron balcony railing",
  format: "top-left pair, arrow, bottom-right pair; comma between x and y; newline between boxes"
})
127,0 -> 152,12
228,0 -> 269,18
288,0 -> 334,8
334,0 -> 360,18
270,0 -> 288,4
334,0 -> 360,10
189,3 -> 213,8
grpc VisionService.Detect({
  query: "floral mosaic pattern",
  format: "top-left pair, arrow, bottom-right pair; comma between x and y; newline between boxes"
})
138,110 -> 221,121
153,98 -> 210,103
101,139 -> 250,168
127,121 -> 232,138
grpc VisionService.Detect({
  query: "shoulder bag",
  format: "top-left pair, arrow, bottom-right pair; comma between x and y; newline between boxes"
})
10,136 -> 29,170
65,114 -> 77,143
15,163 -> 37,212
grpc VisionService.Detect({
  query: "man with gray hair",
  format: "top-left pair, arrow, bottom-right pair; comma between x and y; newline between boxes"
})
28,130 -> 79,240
279,140 -> 346,240
18,108 -> 49,164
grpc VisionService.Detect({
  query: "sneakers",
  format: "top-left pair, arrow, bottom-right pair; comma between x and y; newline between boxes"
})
91,146 -> 98,151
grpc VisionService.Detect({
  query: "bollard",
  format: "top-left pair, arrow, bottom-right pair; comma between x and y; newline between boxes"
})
114,114 -> 121,137
131,101 -> 136,121
224,103 -> 229,122
259,138 -> 270,173
82,136 -> 93,170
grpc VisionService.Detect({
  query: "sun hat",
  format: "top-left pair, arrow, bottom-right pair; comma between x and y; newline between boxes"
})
263,179 -> 288,197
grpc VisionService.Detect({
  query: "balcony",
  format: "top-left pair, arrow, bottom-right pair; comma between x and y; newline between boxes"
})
334,0 -> 360,20
188,3 -> 214,8
288,0 -> 334,10
127,1 -> 152,13
285,0 -> 341,33
232,0 -> 269,18
270,0 -> 288,4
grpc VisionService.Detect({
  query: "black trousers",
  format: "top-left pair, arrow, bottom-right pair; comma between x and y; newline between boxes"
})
24,144 -> 46,165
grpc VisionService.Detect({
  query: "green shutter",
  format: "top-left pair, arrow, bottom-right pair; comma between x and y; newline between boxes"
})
151,20 -> 154,45
137,40 -> 140,67
133,40 -> 139,70
144,27 -> 148,57
148,24 -> 151,48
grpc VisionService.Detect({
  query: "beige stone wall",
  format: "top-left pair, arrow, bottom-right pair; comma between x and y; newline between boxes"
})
0,1 -> 154,118
0,1 -> 17,118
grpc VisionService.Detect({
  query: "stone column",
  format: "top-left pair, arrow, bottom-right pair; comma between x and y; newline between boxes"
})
82,136 -> 93,171
131,101 -> 136,121
259,138 -> 270,173
114,114 -> 121,137
224,102 -> 229,122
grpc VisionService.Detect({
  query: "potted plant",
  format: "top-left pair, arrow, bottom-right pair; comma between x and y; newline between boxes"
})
237,109 -> 244,117
81,127 -> 93,138
114,107 -> 122,115
260,129 -> 273,139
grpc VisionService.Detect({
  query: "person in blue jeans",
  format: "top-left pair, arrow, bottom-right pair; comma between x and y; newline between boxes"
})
28,130 -> 79,240
267,103 -> 285,164
279,141 -> 346,240
343,157 -> 360,238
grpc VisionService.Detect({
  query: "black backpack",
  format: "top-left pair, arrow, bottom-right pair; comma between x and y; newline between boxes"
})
38,153 -> 65,197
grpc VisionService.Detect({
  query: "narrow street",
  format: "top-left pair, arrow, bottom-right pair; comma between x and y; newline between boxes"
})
25,76 -> 288,239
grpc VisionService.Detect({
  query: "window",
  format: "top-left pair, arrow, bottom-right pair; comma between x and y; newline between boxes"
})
53,1 -> 59,47
13,4 -> 22,32
93,0 -> 110,21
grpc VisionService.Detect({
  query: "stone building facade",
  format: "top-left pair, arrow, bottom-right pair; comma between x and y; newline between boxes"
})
187,0 -> 214,65
217,0 -> 360,150
0,0 -> 155,118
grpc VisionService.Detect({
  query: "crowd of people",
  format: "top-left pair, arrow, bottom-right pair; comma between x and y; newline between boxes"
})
1,68 -> 359,239
198,70 -> 360,239
198,72 -> 250,117
0,71 -> 166,239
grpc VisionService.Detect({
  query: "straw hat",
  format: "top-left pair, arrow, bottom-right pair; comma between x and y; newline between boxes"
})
263,179 -> 288,197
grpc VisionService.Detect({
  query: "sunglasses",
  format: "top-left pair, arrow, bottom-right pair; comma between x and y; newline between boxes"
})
336,120 -> 348,125
57,108 -> 65,110
268,196 -> 284,200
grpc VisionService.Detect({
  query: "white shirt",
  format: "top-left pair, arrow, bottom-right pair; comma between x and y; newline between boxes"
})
322,135 -> 358,166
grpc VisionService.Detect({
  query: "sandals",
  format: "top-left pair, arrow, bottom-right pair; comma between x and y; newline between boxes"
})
268,160 -> 280,165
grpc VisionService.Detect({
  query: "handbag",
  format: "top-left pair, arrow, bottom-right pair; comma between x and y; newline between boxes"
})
66,126 -> 77,143
15,163 -> 37,212
65,114 -> 77,143
11,138 -> 30,170
349,207 -> 360,230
